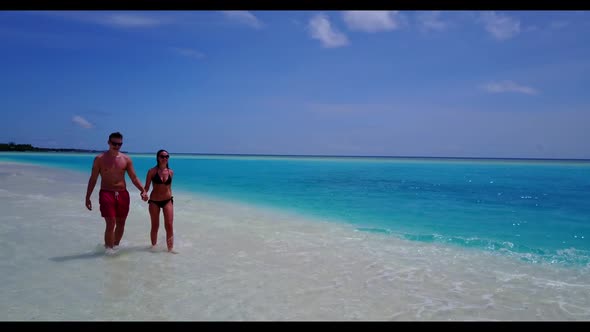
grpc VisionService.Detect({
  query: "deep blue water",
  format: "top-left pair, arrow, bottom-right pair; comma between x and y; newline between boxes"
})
2,152 -> 589,267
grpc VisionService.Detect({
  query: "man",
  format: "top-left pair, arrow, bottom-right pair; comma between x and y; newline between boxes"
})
85,132 -> 148,255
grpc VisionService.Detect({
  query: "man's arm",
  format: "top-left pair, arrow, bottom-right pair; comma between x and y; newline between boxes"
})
126,156 -> 148,200
85,156 -> 100,211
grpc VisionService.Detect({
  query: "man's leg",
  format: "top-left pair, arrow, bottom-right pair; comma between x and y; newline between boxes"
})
114,190 -> 130,247
100,190 -> 117,249
114,217 -> 126,246
104,217 -> 116,248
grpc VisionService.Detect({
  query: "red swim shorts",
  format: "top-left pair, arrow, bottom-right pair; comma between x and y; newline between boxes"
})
99,189 -> 130,218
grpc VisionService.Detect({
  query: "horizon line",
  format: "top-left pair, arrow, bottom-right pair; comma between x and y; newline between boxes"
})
2,144 -> 589,162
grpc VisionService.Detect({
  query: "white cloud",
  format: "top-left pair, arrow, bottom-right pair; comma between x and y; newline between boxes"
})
309,14 -> 349,48
416,11 -> 448,32
101,13 -> 163,28
172,47 -> 205,59
221,11 -> 263,29
483,81 -> 538,95
480,11 -> 521,40
72,115 -> 94,129
342,11 -> 402,32
31,11 -> 168,28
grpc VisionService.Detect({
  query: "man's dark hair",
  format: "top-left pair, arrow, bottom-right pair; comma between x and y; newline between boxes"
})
109,132 -> 123,140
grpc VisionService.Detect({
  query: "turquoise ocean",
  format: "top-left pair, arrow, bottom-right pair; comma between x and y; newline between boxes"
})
2,152 -> 589,269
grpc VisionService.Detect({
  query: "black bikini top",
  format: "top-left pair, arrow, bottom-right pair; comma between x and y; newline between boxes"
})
152,169 -> 172,185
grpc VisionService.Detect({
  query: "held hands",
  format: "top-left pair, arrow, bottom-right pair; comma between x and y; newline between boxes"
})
141,191 -> 149,202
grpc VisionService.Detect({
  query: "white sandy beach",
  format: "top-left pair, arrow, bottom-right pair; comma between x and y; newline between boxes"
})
1,162 -> 589,321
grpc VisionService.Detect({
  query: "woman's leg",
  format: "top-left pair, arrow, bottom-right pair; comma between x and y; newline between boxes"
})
148,202 -> 161,246
162,201 -> 175,253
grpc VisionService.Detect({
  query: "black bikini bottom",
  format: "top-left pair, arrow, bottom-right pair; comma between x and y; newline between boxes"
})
148,197 -> 173,208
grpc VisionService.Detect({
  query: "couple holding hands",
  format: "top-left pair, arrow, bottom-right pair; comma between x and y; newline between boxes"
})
84,132 -> 177,255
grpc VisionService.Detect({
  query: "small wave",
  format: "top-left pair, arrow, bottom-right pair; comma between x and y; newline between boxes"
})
354,229 -> 590,268
0,188 -> 19,198
25,193 -> 51,200
355,227 -> 392,234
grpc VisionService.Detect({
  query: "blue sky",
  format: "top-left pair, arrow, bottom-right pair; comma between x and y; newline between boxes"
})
1,10 -> 589,158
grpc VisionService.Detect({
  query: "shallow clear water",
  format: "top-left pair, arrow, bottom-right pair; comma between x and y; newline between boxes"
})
2,152 -> 589,267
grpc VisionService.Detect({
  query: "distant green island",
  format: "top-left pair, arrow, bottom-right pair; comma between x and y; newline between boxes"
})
0,142 -> 101,153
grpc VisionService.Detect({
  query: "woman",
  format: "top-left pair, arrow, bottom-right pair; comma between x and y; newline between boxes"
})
144,149 -> 177,253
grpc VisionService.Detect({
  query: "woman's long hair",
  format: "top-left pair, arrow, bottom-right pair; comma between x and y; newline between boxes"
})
156,149 -> 169,169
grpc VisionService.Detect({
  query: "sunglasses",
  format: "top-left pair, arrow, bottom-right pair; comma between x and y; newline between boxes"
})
110,141 -> 123,147
159,155 -> 169,159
